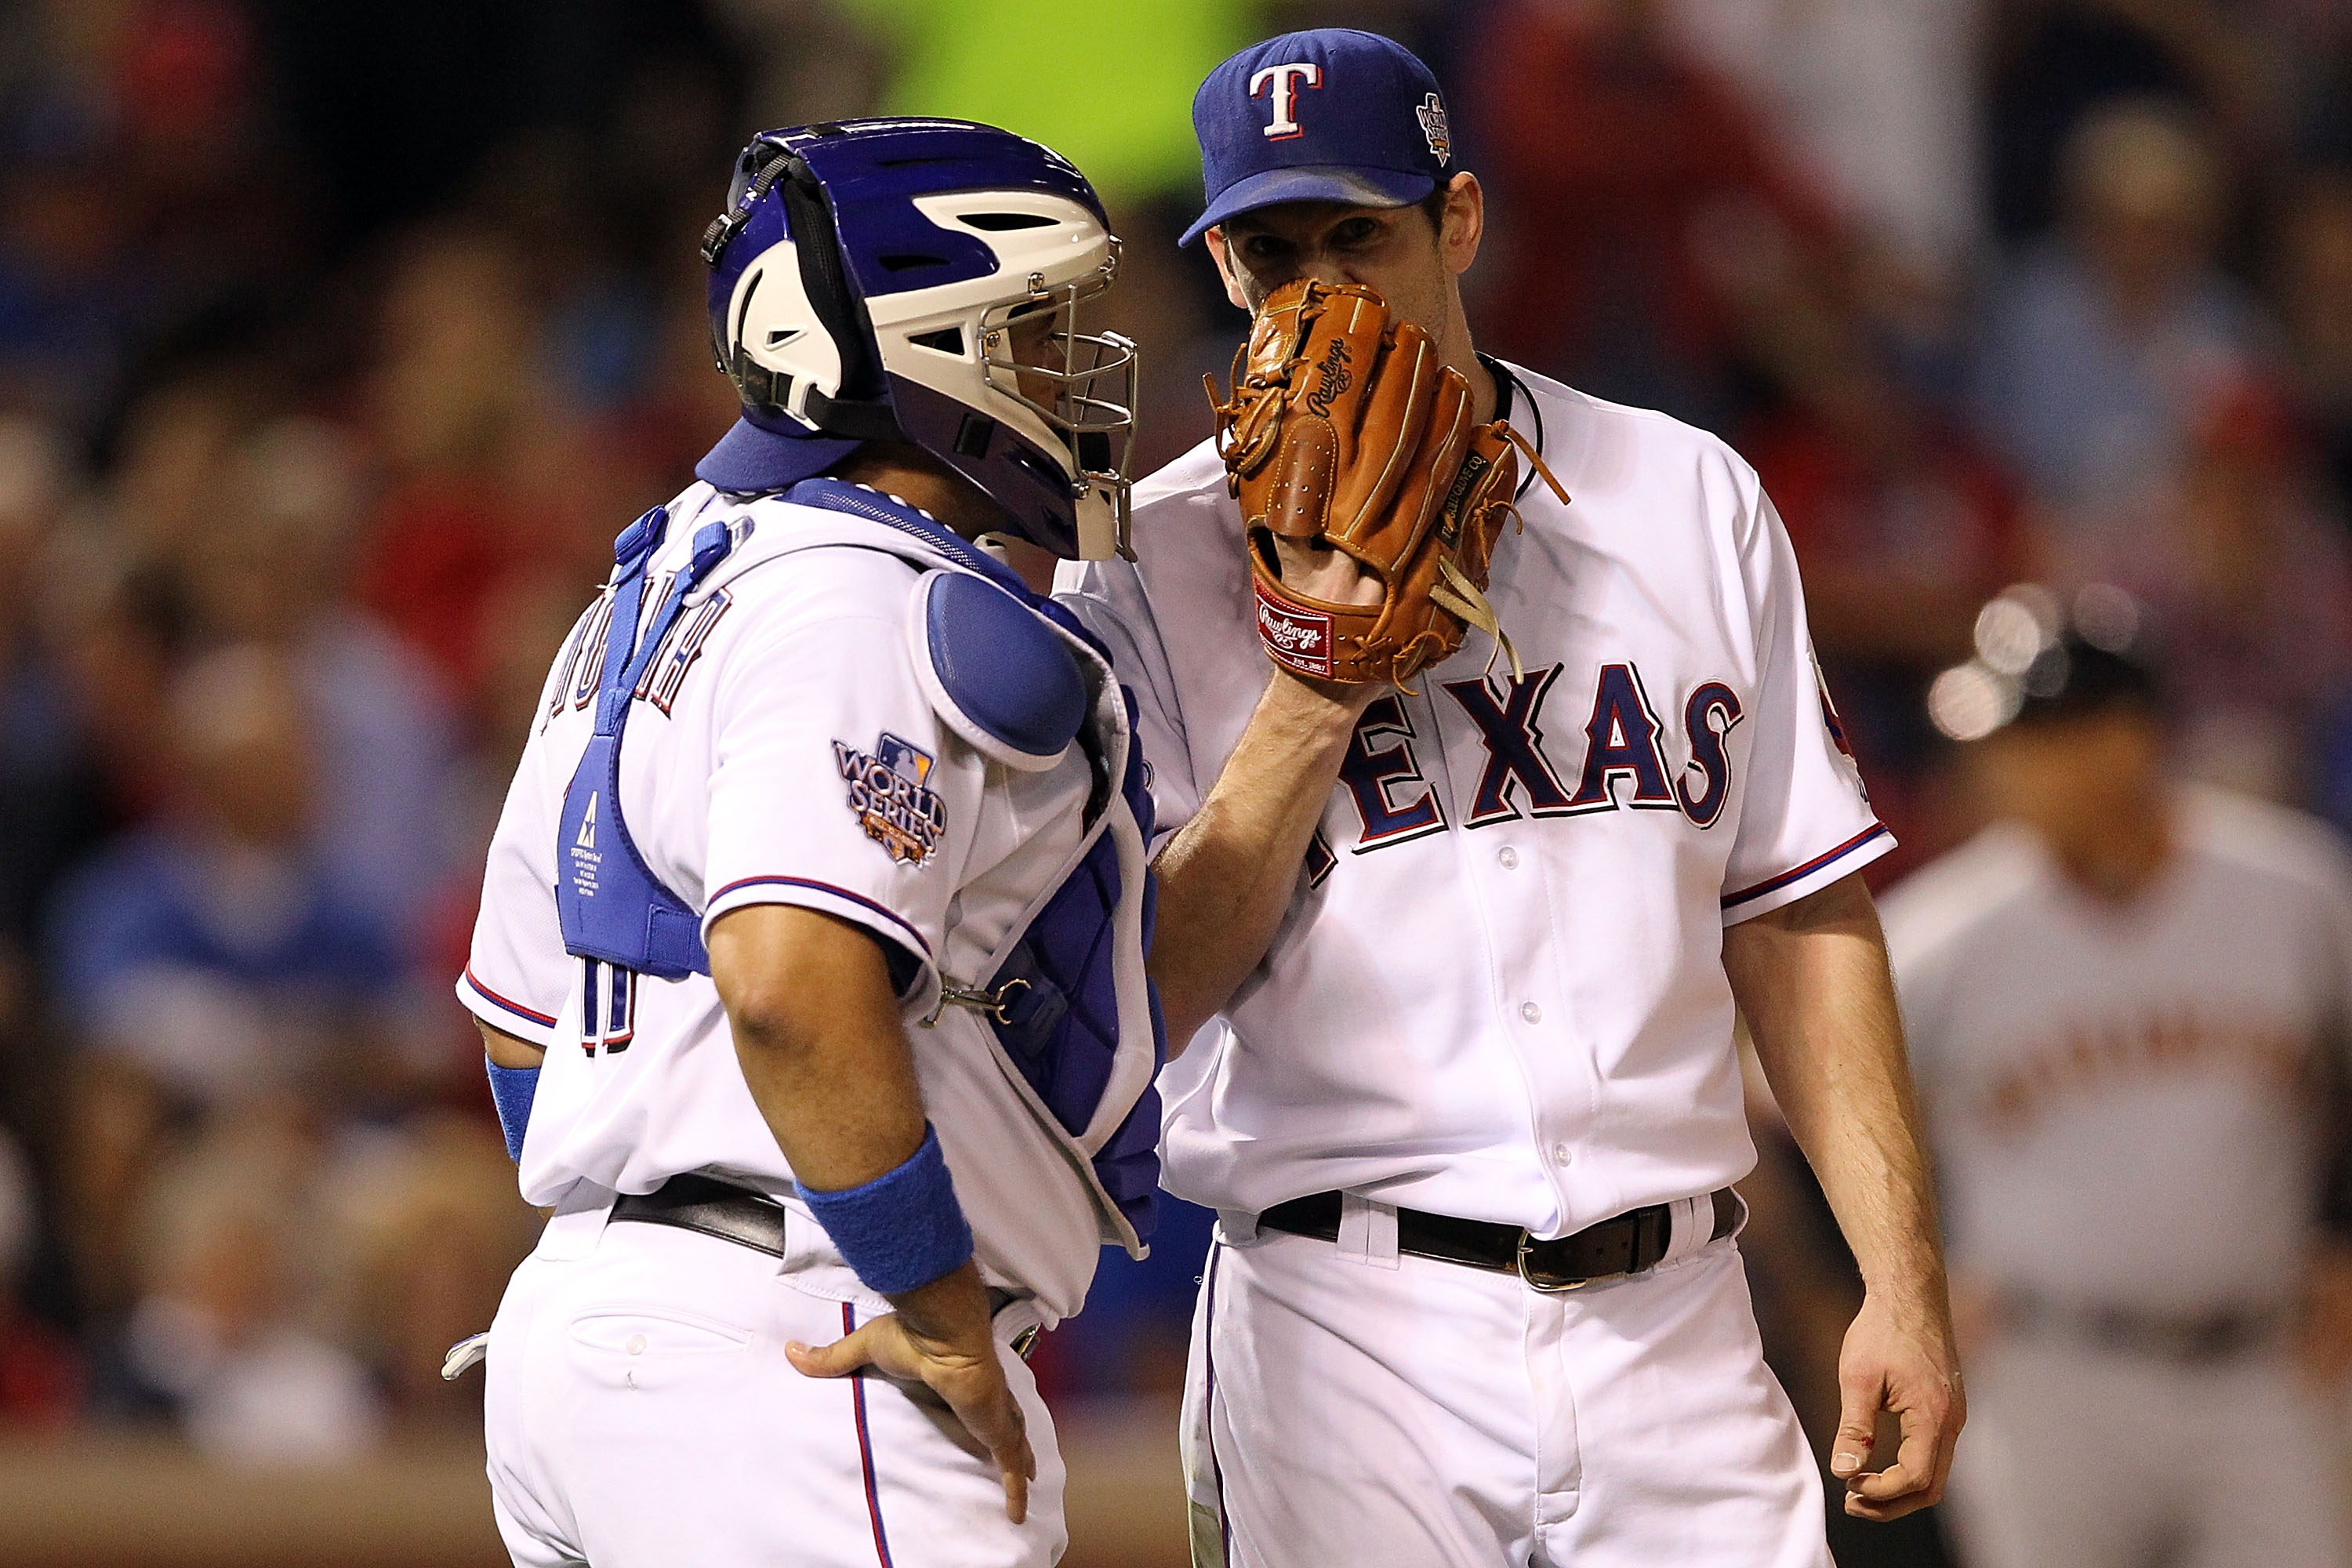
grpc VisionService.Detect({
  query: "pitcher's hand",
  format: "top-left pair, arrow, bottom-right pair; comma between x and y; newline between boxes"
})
1270,535 -> 1383,606
1830,1289 -> 1965,1521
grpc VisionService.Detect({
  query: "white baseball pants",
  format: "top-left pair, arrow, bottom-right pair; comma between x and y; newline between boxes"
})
1947,1336 -> 2350,1568
1181,1214 -> 1829,1568
482,1187 -> 1065,1568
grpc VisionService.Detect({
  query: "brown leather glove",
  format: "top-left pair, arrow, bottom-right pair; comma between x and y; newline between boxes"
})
1210,278 -> 1565,686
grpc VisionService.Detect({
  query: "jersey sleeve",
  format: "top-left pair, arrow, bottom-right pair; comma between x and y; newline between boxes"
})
1054,556 -> 1200,849
1719,483 -> 1893,924
458,710 -> 574,1049
699,607 -> 978,992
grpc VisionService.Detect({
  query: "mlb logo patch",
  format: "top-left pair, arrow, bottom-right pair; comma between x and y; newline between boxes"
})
834,731 -> 949,866
1255,579 -> 1334,678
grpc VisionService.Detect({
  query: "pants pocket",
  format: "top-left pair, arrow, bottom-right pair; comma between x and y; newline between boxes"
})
568,1305 -> 754,1391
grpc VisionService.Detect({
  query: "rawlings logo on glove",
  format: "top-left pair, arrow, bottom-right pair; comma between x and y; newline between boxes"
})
1209,278 -> 1567,687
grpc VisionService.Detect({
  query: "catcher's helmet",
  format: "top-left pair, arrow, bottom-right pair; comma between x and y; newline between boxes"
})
699,119 -> 1138,560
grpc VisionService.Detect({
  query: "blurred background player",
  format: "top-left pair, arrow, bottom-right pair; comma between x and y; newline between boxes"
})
1884,587 -> 2352,1568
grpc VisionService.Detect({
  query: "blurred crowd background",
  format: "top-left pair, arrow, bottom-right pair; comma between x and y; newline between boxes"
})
3,0 -> 2352,1560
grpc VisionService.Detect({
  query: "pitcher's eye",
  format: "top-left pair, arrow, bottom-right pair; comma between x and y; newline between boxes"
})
1331,216 -> 1381,249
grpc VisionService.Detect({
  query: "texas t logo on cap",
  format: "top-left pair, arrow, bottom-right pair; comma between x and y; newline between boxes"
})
1182,28 -> 1454,246
1251,61 -> 1323,140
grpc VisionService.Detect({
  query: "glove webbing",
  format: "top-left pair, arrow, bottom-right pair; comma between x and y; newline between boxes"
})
1428,423 -> 1573,685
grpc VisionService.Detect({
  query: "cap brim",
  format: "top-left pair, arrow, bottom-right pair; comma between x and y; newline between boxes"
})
1179,165 -> 1437,246
695,418 -> 864,494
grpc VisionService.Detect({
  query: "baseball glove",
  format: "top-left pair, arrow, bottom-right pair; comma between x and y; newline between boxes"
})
1209,278 -> 1567,687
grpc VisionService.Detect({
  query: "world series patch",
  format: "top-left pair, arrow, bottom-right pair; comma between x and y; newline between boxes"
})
834,731 -> 947,866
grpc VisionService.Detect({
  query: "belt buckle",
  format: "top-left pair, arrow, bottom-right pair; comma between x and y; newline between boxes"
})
1515,1228 -> 1593,1294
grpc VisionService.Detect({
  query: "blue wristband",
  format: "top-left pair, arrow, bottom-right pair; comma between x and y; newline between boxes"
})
799,1123 -> 974,1297
485,1056 -> 539,1162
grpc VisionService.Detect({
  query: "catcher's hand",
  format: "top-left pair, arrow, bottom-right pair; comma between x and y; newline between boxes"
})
1210,278 -> 1566,687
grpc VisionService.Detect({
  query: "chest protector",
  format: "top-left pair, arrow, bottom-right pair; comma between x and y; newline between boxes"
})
554,481 -> 1163,1244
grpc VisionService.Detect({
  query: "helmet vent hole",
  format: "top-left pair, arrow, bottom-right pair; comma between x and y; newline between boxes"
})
957,212 -> 1058,231
908,327 -> 966,355
879,253 -> 949,272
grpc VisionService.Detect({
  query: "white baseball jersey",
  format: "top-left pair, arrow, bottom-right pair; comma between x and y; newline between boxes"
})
1882,785 -> 2352,1315
1058,362 -> 1889,1236
459,481 -> 1154,1322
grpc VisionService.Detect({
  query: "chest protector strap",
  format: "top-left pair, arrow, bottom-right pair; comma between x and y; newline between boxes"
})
555,506 -> 739,978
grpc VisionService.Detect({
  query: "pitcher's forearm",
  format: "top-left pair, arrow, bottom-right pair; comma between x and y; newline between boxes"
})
1725,874 -> 1949,1312
1152,673 -> 1376,1045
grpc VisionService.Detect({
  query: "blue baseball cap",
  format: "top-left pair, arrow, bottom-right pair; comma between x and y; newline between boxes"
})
1180,29 -> 1454,248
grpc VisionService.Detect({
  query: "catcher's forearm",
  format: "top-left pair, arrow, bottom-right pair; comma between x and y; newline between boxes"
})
1150,673 -> 1377,1049
1722,874 -> 1951,1325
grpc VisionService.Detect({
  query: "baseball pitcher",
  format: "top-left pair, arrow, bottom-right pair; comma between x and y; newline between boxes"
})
1058,29 -> 1962,1566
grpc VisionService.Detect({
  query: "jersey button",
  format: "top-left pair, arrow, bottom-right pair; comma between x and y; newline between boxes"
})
1520,1001 -> 1541,1024
1552,1142 -> 1573,1167
1498,846 -> 1519,869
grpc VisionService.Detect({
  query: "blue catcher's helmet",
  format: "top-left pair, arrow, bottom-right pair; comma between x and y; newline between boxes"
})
699,119 -> 1138,560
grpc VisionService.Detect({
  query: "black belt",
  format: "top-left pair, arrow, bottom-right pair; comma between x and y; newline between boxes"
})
614,1172 -> 791,1254
611,1173 -> 1036,1353
1258,1187 -> 1742,1291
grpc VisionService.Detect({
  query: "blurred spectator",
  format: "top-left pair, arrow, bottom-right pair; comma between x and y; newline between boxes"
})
0,1118 -> 80,1423
2107,380 -> 2352,803
2275,168 -> 2352,513
0,412 -> 107,953
122,1112 -> 381,1464
209,420 -> 461,940
1972,100 -> 2267,518
0,129 -> 154,440
49,644 -> 417,1316
350,223 -> 545,702
1468,0 -> 1842,429
1984,0 -> 2271,241
1887,622 -> 2352,1568
1741,296 -> 2030,869
328,1112 -> 537,1429
1665,0 -> 1988,291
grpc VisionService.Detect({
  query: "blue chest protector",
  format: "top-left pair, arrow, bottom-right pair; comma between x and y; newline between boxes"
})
553,482 -> 1163,1243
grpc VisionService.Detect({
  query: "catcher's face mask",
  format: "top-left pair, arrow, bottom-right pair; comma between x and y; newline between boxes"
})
980,256 -> 1138,559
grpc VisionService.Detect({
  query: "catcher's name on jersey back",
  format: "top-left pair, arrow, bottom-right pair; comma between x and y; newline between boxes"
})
459,481 -> 1160,1321
1060,364 -> 1892,1240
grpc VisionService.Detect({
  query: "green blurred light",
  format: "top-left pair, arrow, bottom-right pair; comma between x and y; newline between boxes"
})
844,0 -> 1251,205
